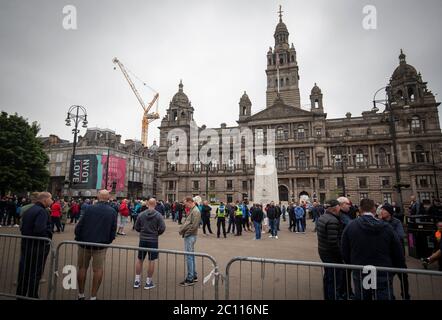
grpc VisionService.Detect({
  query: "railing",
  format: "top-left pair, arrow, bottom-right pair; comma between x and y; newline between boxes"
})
2,234 -> 442,300
52,241 -> 220,300
225,256 -> 442,300
0,234 -> 54,300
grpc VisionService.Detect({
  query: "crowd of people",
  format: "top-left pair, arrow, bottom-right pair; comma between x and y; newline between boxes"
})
6,188 -> 442,300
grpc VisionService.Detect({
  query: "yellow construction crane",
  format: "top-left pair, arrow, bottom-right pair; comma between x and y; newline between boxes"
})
112,57 -> 160,146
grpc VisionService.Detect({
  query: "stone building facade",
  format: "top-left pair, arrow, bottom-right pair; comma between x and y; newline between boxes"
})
41,128 -> 158,199
157,11 -> 442,207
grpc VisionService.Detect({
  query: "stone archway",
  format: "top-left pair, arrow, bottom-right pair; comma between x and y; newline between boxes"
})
299,191 -> 310,198
278,185 -> 289,202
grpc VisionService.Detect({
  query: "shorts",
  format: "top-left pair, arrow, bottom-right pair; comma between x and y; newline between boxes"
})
138,240 -> 159,261
77,246 -> 107,270
118,215 -> 128,228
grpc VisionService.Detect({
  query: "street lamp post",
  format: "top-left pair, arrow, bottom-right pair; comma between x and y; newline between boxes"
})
430,143 -> 440,201
65,105 -> 88,196
202,160 -> 212,202
373,86 -> 408,214
332,147 -> 347,197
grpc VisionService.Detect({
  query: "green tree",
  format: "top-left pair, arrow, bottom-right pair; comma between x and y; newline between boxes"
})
0,111 -> 49,196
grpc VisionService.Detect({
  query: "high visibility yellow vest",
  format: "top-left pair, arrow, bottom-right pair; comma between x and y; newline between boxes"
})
217,206 -> 226,218
235,206 -> 243,216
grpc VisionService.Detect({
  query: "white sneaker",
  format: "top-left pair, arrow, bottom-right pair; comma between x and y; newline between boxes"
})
295,231 -> 299,234
13,224 -> 19,228
269,235 -> 273,238
134,280 -> 141,289
275,236 -> 279,239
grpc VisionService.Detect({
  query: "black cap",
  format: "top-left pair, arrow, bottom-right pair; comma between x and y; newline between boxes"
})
381,204 -> 394,216
325,199 -> 340,207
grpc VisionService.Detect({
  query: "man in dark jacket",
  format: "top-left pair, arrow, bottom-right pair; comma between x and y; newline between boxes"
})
341,198 -> 406,300
316,199 -> 345,300
380,204 -> 410,299
200,200 -> 213,235
75,190 -> 117,300
251,204 -> 264,240
226,203 -> 235,234
266,202 -> 278,239
16,192 -> 53,299
134,198 -> 166,289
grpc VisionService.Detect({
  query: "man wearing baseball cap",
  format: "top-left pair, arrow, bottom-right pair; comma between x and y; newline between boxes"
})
380,203 -> 410,300
316,199 -> 345,300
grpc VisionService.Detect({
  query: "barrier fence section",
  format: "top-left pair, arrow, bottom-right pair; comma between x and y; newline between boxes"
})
53,241 -> 220,300
0,234 -> 54,300
225,256 -> 442,300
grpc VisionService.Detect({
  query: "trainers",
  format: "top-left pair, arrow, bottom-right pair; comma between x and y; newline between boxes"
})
193,276 -> 198,282
13,224 -> 19,228
134,280 -> 141,289
275,236 -> 279,239
179,279 -> 195,287
144,281 -> 155,290
269,235 -> 274,238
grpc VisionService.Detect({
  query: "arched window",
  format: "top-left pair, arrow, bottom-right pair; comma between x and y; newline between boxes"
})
378,148 -> 388,166
415,145 -> 426,163
242,106 -> 247,115
268,58 -> 271,65
280,78 -> 284,87
314,99 -> 319,109
411,116 -> 420,130
356,149 -> 365,166
277,152 -> 286,170
408,87 -> 415,101
194,160 -> 201,172
276,127 -> 285,140
291,55 -> 294,62
298,151 -> 307,170
297,125 -> 305,140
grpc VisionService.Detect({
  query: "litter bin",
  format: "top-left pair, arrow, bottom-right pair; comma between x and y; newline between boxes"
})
406,215 -> 437,259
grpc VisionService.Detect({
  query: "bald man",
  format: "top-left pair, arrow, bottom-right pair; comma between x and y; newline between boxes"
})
17,192 -> 53,299
134,198 -> 166,289
75,189 -> 117,300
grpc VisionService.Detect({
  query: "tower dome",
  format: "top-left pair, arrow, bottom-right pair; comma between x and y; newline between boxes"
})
391,50 -> 418,80
171,80 -> 190,106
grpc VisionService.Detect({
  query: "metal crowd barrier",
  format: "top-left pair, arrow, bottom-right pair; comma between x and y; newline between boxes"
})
52,241 -> 220,300
225,256 -> 442,300
0,233 -> 53,300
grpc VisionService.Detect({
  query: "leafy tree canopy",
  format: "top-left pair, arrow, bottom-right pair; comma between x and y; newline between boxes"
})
0,111 -> 49,195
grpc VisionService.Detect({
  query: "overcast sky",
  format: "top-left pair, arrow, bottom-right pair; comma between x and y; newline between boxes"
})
1,0 -> 441,145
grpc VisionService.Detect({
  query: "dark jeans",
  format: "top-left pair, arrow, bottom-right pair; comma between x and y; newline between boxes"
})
353,273 -> 394,300
51,217 -> 61,232
396,272 -> 410,299
296,219 -> 304,232
227,217 -> 235,233
16,240 -> 50,299
178,211 -> 183,224
276,216 -> 281,231
6,212 -> 17,226
217,218 -> 226,238
242,217 -> 251,231
269,219 -> 277,236
289,217 -> 295,232
253,221 -> 262,239
70,214 -> 79,223
235,217 -> 242,235
202,216 -> 213,234
323,267 -> 345,300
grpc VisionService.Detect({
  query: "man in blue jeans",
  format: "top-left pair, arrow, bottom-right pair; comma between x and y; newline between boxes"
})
178,197 -> 201,286
266,202 -> 278,239
251,204 -> 264,240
